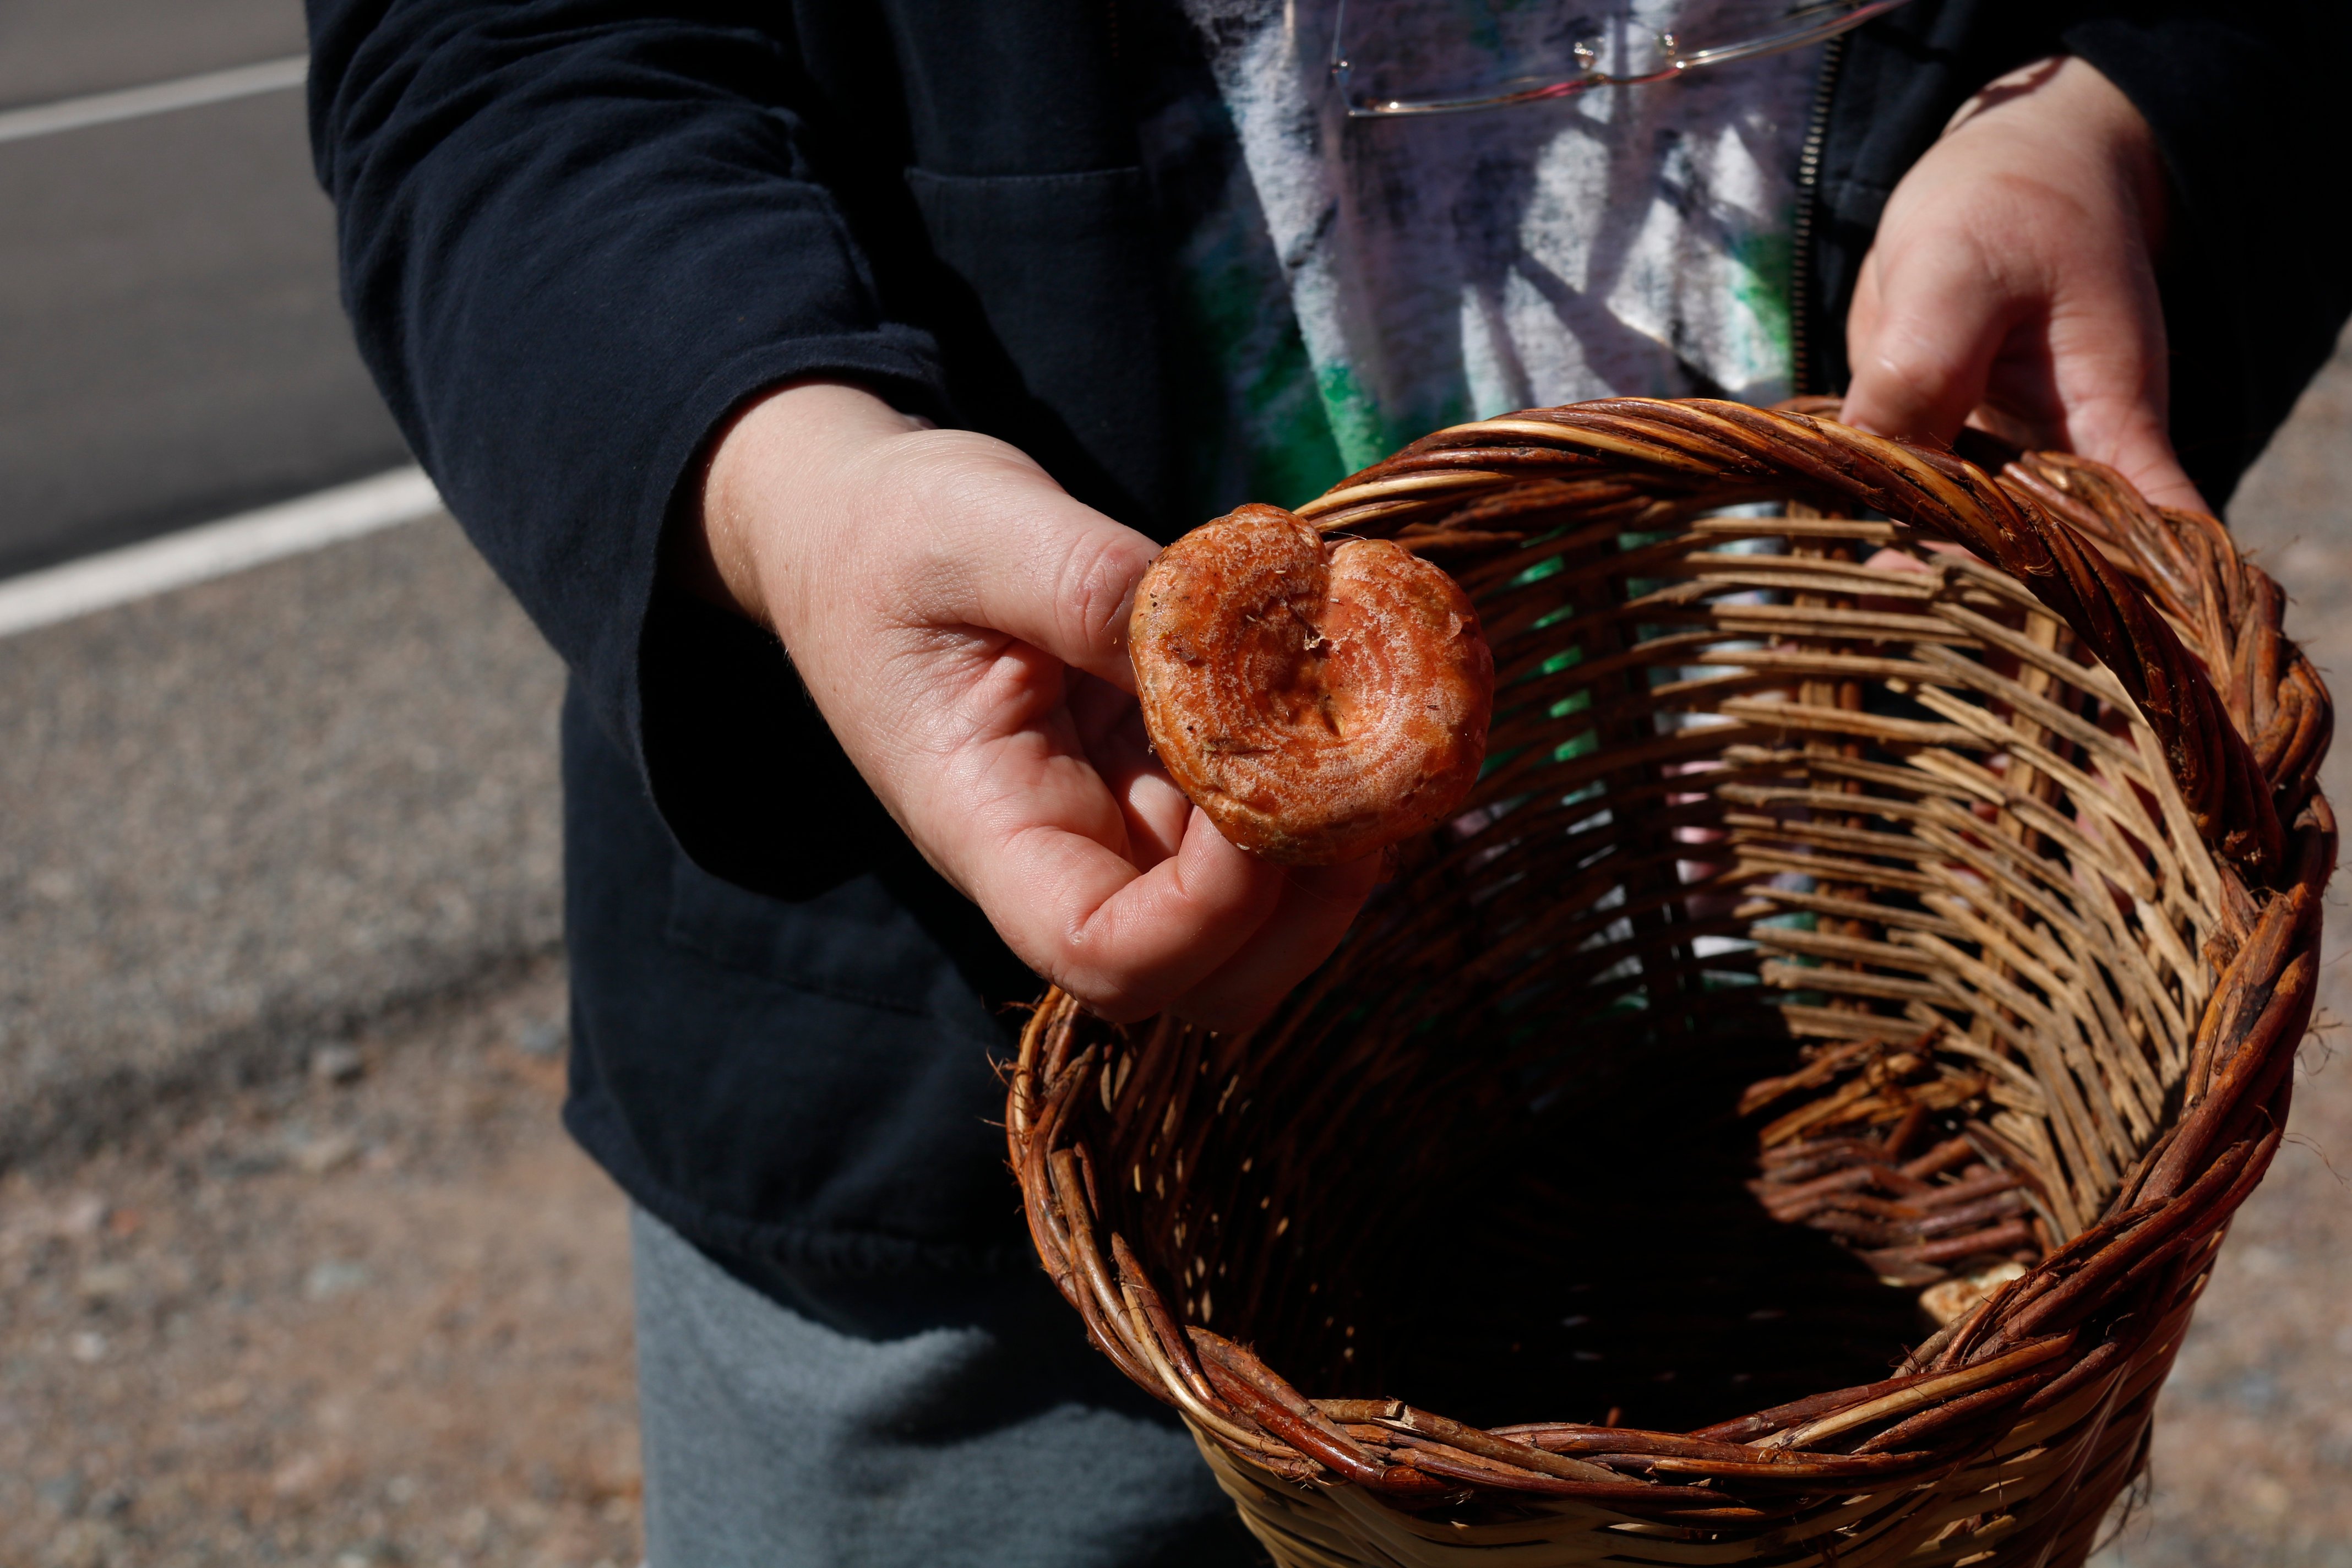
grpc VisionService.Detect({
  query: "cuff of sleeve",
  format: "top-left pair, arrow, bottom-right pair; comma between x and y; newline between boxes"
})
615,334 -> 944,898
2065,13 -> 2352,504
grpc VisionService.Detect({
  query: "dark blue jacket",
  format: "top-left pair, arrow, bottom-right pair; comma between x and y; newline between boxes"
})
306,0 -> 2350,1284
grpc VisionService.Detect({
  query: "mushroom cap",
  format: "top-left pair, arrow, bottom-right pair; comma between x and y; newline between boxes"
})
1130,503 -> 1495,867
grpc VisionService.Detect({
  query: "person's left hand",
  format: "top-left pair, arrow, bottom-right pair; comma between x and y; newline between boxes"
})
1840,54 -> 2203,514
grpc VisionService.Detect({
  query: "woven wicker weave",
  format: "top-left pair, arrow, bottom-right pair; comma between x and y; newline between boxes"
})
1007,398 -> 2332,1567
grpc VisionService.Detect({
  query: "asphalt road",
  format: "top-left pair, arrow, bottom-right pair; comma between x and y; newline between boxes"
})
0,0 -> 300,106
0,0 -> 407,576
0,513 -> 563,1170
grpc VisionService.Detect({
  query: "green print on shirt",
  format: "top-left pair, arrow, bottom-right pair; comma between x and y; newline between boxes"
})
1313,360 -> 1395,475
1167,215 -> 1349,518
1728,222 -> 1796,380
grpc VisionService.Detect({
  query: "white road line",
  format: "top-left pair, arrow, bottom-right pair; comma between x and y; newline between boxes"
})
0,467 -> 445,639
0,56 -> 308,147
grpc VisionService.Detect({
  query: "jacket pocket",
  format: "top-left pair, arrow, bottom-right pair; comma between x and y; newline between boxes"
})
665,856 -> 949,1019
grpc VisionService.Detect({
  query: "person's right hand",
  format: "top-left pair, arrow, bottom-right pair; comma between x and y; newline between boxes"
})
687,380 -> 1382,1032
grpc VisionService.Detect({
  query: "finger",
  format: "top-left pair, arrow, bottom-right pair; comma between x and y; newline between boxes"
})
1841,232 -> 2022,447
883,634 -> 1282,1020
2095,418 -> 2209,515
1069,674 -> 1193,868
963,783 -> 1290,1022
1169,854 -> 1382,1034
878,433 -> 1157,692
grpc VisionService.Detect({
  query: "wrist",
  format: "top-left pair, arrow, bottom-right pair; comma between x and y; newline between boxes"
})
689,379 -> 927,640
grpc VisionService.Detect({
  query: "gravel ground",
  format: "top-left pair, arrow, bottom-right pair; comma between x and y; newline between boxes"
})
2088,334 -> 2352,1567
0,960 -> 639,1568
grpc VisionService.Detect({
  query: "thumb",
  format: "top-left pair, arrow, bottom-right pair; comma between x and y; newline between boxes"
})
884,431 -> 1159,693
1839,239 -> 2017,448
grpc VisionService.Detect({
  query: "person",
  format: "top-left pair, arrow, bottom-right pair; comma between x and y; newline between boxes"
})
304,1 -> 2349,1561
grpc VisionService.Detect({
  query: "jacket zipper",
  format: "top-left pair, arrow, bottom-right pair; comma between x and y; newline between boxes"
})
1787,31 -> 1847,399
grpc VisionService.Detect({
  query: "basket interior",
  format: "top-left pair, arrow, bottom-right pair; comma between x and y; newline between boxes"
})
1080,498 -> 2223,1435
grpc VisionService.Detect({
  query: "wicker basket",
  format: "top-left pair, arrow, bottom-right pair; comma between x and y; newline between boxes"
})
1008,399 -> 2332,1567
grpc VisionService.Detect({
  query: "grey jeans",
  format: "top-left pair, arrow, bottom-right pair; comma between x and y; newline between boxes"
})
629,1207 -> 1266,1567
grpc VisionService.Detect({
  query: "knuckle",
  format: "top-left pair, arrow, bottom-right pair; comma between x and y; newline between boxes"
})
1052,526 -> 1150,659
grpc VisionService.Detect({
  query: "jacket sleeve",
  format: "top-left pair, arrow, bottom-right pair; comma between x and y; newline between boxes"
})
2064,3 -> 2352,508
306,0 -> 937,892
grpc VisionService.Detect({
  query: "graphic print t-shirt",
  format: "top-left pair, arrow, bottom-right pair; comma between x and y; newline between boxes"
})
1146,0 -> 1822,519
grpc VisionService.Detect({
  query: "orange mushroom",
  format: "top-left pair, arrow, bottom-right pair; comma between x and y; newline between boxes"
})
1129,503 -> 1494,867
